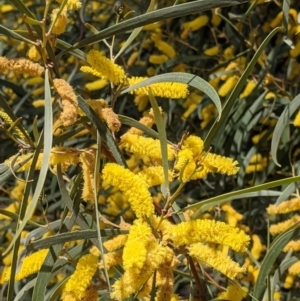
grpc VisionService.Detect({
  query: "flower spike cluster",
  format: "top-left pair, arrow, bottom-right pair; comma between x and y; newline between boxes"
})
174,135 -> 239,182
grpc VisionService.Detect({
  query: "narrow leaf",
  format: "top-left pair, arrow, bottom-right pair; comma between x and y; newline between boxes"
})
252,226 -> 300,301
271,93 -> 300,166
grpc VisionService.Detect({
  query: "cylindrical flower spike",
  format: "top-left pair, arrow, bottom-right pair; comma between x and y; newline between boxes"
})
102,163 -> 154,218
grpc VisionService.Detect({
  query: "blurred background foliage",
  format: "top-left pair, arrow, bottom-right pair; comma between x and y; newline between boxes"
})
1,0 -> 300,300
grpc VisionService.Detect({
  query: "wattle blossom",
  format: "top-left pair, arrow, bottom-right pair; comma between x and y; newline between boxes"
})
102,163 -> 154,218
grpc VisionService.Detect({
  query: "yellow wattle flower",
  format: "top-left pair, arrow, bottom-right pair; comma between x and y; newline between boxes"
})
120,132 -> 176,161
204,46 -> 219,56
50,8 -> 68,35
181,15 -> 209,39
102,163 -> 154,218
239,80 -> 256,98
138,166 -> 172,188
127,76 -> 188,99
165,219 -> 250,252
174,135 -> 239,182
283,240 -> 300,252
63,254 -> 98,299
269,215 -> 300,235
250,234 -> 266,260
189,243 -> 246,280
122,219 -> 152,271
218,75 -> 239,97
267,197 -> 300,215
4,249 -> 48,282
110,240 -> 167,301
53,78 -> 78,126
217,284 -> 248,301
294,111 -> 300,127
0,56 -> 44,76
81,50 -> 126,85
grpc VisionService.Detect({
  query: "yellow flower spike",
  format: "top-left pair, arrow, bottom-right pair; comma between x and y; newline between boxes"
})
4,249 -> 48,282
104,234 -> 128,252
209,77 -> 221,89
220,62 -> 238,81
82,50 -> 126,85
251,234 -> 266,260
127,51 -> 139,66
283,240 -> 300,252
270,11 -> 283,28
0,4 -> 14,13
143,22 -> 161,31
0,56 -> 44,77
79,149 -> 97,202
288,261 -> 300,275
204,45 -> 219,56
53,78 -> 78,126
189,243 -> 246,280
27,46 -> 41,62
0,110 -> 30,143
156,247 -> 177,301
149,54 -> 169,64
110,240 -> 167,300
182,103 -> 197,119
211,8 -> 222,27
294,111 -> 300,126
223,46 -> 236,61
63,254 -> 98,299
120,133 -> 175,161
217,284 -> 248,301
133,94 -> 149,111
138,166 -> 173,188
123,219 -> 152,271
284,273 -> 296,289
181,15 -> 209,39
200,103 -> 217,129
128,108 -> 157,135
154,40 -> 176,58
174,148 -> 194,172
202,152 -> 240,176
244,264 -> 259,285
239,80 -> 256,98
222,203 -> 243,227
172,63 -> 186,73
84,79 -> 108,91
130,71 -> 191,98
57,0 -> 82,10
267,197 -> 300,215
26,77 -> 44,86
4,152 -> 42,172
252,129 -> 272,144
181,135 -> 204,154
100,108 -> 121,132
273,291 -> 281,301
98,251 -> 123,270
102,163 -> 154,218
218,75 -> 239,97
269,215 -> 300,235
50,8 -> 68,35
166,219 -> 250,252
182,91 -> 202,109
